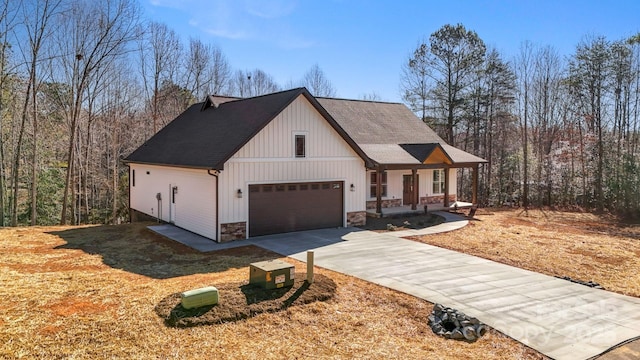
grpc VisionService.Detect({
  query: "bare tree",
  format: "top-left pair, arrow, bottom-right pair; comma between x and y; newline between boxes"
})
10,0 -> 62,226
138,21 -> 181,134
55,0 -> 141,225
568,36 -> 611,211
184,38 -> 231,101
530,45 -> 563,206
301,64 -> 336,97
360,91 -> 382,101
515,41 -> 534,209
230,68 -> 280,97
0,0 -> 20,226
400,40 -> 431,122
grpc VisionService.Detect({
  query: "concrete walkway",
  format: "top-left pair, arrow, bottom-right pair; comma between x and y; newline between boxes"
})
249,228 -> 640,360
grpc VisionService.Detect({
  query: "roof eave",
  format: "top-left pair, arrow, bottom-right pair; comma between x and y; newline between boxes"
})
122,159 -> 224,171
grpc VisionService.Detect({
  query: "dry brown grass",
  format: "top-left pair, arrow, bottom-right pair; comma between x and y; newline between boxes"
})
0,221 -> 545,359
411,208 -> 640,297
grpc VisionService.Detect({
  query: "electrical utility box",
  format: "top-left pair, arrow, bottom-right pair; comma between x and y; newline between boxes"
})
249,260 -> 295,289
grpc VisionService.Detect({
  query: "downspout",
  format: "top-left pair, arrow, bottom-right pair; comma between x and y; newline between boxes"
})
208,169 -> 220,242
128,165 -> 132,223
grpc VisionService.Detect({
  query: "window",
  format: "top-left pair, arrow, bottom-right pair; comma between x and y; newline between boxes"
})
295,134 -> 306,158
132,169 -> 135,187
433,169 -> 445,194
370,171 -> 387,198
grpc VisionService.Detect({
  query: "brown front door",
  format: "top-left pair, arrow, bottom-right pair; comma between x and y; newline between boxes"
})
403,175 -> 417,206
249,181 -> 344,237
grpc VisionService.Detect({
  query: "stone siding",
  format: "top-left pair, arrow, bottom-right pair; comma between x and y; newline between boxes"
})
365,198 -> 402,210
347,211 -> 366,226
420,194 -> 456,205
220,222 -> 246,242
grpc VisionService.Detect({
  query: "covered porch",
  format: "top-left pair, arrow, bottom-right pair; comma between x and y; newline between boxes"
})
365,143 -> 485,217
365,201 -> 474,218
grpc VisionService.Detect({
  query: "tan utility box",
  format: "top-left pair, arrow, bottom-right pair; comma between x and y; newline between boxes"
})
249,260 -> 295,289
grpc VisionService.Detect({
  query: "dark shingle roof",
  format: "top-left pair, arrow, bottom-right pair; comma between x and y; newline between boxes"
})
125,88 -> 304,169
125,88 -> 485,170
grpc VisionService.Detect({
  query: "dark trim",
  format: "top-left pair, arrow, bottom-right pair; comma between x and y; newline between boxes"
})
128,166 -> 132,223
444,168 -> 450,207
411,168 -> 418,210
376,166 -> 382,214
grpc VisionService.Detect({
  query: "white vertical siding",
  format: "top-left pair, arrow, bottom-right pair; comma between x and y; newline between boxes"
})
220,95 -> 365,225
129,164 -> 217,240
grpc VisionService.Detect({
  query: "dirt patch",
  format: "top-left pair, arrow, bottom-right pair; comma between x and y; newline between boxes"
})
359,213 -> 444,231
47,297 -> 117,317
156,274 -> 336,327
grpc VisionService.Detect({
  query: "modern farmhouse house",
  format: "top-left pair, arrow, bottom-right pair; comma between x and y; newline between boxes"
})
124,88 -> 485,242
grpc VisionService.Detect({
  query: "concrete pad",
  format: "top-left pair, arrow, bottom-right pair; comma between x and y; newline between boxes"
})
147,224 -> 248,252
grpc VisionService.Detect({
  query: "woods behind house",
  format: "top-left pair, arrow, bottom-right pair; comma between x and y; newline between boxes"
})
1,1 -> 639,226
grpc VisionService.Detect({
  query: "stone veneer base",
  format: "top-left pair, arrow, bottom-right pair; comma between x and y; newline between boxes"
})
347,211 -> 366,226
220,222 -> 246,242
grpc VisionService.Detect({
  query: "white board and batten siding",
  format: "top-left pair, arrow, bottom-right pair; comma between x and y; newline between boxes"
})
219,94 -> 366,226
130,164 -> 217,240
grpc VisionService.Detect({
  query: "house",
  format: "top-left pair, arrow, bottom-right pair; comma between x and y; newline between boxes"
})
124,88 -> 486,242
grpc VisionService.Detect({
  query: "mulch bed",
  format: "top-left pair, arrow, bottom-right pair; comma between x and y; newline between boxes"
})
359,213 -> 444,231
155,274 -> 336,327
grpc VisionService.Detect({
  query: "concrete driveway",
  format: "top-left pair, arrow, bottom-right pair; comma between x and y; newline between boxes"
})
249,227 -> 640,360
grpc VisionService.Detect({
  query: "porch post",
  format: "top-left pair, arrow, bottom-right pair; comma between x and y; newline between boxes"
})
376,167 -> 382,214
472,164 -> 479,205
444,167 -> 450,208
411,167 -> 418,210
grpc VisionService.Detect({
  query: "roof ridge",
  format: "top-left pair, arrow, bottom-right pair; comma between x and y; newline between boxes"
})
316,96 -> 402,105
230,87 -> 305,103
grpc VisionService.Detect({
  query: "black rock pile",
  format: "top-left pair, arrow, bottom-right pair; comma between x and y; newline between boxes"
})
428,304 -> 487,342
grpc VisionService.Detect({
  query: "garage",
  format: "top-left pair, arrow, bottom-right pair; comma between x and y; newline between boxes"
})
249,181 -> 344,236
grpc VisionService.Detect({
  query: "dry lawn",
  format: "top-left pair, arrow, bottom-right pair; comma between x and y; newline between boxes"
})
412,208 -> 640,298
0,222 -> 544,359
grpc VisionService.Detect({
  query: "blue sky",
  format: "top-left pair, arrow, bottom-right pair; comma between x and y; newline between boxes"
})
142,0 -> 640,102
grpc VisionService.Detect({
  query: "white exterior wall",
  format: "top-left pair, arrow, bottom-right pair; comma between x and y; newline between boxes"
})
366,168 -> 458,203
219,95 -> 365,226
129,164 -> 217,240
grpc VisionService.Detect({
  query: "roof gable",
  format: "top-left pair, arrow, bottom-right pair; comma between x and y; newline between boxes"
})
400,144 -> 453,165
124,88 -> 371,169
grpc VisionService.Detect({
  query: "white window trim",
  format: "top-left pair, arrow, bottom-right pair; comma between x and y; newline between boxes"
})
432,169 -> 445,194
293,131 -> 308,158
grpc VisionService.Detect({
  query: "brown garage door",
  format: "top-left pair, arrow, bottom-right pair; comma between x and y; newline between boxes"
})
249,181 -> 344,237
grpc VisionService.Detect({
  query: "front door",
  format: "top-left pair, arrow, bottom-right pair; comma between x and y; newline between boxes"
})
402,175 -> 418,206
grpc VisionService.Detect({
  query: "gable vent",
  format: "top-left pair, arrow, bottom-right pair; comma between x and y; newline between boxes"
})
201,95 -> 219,111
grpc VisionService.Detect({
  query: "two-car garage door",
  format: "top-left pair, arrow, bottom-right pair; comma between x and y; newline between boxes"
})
248,181 -> 344,237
